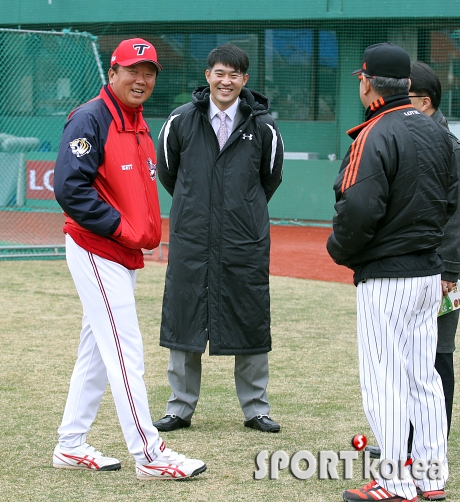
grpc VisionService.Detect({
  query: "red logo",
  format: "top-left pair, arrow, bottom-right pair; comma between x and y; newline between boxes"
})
352,434 -> 367,451
64,453 -> 99,469
159,441 -> 166,452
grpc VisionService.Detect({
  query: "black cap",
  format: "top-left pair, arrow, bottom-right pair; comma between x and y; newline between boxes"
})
352,42 -> 410,79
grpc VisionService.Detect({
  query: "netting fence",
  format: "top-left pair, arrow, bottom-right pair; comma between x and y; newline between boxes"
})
0,28 -> 104,258
2,12 -> 460,257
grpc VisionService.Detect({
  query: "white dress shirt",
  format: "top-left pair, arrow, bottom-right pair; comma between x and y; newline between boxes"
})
209,97 -> 240,138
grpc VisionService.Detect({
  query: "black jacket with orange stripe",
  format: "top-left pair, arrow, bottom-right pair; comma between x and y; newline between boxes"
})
327,94 -> 458,285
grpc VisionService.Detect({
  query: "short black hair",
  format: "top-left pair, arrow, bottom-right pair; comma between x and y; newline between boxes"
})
410,62 -> 442,110
207,44 -> 249,74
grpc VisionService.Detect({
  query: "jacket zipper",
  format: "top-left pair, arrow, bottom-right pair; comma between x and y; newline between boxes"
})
136,130 -> 156,245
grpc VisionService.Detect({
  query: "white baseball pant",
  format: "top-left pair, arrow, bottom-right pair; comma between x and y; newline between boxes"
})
57,234 -> 161,464
357,275 -> 448,499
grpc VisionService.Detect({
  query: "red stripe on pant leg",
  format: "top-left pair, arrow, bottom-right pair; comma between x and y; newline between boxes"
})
88,252 -> 153,463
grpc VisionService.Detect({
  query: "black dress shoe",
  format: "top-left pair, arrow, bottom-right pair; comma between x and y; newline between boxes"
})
244,414 -> 280,433
365,445 -> 411,459
152,414 -> 191,432
364,445 -> 381,459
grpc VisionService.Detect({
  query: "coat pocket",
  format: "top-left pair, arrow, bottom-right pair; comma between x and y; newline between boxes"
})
244,200 -> 260,240
172,195 -> 187,234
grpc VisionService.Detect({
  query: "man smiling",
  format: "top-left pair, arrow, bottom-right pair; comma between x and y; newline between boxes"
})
53,38 -> 206,480
153,44 -> 284,433
205,59 -> 249,109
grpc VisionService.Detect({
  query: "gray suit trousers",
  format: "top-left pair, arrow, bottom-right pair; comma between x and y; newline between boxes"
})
164,349 -> 270,421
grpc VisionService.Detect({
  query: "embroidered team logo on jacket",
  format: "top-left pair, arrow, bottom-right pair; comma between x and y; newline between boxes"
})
69,138 -> 92,158
147,158 -> 156,180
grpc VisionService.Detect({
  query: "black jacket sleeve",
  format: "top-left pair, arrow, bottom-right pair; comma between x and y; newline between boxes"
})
259,117 -> 283,202
157,112 -> 182,197
439,134 -> 460,282
326,141 -> 389,267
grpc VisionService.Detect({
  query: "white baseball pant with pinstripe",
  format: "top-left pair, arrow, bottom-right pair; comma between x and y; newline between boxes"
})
57,234 -> 161,464
357,275 -> 448,499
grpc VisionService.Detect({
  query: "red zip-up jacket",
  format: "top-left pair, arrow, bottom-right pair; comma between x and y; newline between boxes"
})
54,84 -> 161,269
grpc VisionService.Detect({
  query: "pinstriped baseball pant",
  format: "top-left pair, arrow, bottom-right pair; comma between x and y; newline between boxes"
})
357,275 -> 448,499
57,235 -> 161,464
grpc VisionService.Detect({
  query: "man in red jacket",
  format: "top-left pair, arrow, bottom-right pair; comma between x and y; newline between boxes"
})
53,38 -> 206,480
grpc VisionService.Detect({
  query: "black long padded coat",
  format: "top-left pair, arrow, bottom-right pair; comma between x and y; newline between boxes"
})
157,86 -> 284,355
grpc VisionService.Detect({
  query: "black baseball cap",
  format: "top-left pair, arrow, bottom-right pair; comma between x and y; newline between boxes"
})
352,42 -> 410,79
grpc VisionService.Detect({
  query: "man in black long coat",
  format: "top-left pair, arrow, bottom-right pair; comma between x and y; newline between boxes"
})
153,44 -> 283,433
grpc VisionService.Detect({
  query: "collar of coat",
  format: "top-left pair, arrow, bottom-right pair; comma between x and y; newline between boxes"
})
99,84 -> 149,133
347,94 -> 413,140
432,108 -> 449,131
432,108 -> 460,145
191,86 -> 270,118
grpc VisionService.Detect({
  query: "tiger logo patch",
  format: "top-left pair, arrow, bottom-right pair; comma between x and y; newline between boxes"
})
147,158 -> 156,181
69,138 -> 92,158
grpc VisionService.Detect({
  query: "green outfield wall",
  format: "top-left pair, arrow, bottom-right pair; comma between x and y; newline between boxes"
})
3,0 -> 459,23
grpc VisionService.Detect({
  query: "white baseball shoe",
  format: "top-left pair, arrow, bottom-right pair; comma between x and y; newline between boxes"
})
136,440 -> 206,480
53,442 -> 121,471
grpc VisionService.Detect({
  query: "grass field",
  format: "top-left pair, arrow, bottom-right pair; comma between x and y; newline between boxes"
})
1,260 -> 459,502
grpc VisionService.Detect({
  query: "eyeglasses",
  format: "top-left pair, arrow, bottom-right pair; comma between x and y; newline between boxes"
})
408,95 -> 428,99
358,73 -> 375,81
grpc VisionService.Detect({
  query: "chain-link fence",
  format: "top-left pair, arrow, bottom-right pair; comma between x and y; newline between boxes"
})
0,28 -> 104,259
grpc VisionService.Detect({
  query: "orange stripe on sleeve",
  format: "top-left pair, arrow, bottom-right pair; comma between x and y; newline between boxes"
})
341,104 -> 414,193
343,131 -> 366,190
341,117 -> 382,192
341,141 -> 358,192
